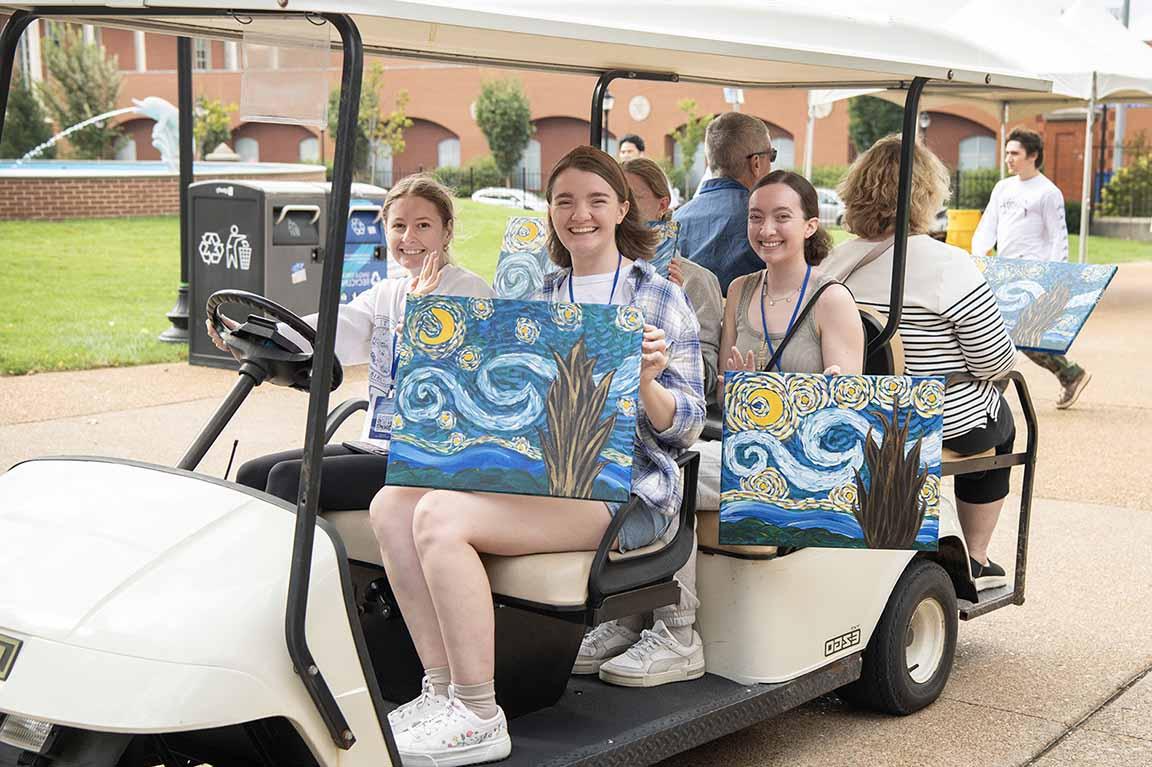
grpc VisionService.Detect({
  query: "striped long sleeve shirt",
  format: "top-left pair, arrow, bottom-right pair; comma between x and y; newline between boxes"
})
825,235 -> 1017,439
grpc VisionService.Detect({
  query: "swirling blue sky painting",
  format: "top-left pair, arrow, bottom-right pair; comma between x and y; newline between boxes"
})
493,215 -> 677,299
720,372 -> 945,551
386,295 -> 644,502
974,255 -> 1116,354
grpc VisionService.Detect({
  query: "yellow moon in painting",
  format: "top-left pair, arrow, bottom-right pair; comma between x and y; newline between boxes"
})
746,387 -> 785,428
419,307 -> 457,346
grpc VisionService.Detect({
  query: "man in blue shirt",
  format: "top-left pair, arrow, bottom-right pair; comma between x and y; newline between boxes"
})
673,112 -> 774,295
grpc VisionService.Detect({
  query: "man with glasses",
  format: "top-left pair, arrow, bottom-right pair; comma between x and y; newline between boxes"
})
673,112 -> 774,295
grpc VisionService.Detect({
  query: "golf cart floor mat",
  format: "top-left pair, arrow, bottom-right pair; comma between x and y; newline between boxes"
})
503,655 -> 861,767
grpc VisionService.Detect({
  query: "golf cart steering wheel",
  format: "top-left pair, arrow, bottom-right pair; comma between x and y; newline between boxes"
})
206,289 -> 343,392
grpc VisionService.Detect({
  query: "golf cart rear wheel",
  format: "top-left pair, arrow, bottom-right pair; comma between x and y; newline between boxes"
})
839,558 -> 958,715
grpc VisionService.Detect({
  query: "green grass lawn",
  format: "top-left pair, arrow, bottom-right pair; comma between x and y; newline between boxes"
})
0,204 -> 1146,375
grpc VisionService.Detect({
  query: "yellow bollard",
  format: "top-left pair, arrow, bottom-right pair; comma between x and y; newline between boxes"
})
946,209 -> 984,254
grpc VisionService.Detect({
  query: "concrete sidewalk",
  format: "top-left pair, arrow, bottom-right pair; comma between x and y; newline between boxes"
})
1,264 -> 1150,766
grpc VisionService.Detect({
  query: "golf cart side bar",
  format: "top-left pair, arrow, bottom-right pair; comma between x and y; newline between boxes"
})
589,69 -> 679,148
870,76 -> 928,354
0,11 -> 35,139
284,12 -> 363,751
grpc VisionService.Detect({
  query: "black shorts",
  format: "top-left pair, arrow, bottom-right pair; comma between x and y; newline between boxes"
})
944,399 -> 1015,504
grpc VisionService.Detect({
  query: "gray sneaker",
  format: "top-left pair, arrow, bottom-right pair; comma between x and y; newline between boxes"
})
1056,371 -> 1092,410
598,620 -> 706,688
573,621 -> 640,675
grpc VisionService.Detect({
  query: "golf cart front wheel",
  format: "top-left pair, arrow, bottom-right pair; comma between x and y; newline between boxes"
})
839,558 -> 958,715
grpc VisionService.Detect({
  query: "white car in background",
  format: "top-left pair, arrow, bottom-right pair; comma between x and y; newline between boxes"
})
471,186 -> 549,211
816,187 -> 846,227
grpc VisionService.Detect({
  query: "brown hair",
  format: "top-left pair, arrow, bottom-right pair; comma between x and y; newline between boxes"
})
750,170 -> 832,266
1007,127 -> 1044,169
381,173 -> 456,263
544,145 -> 658,268
621,157 -> 673,222
837,135 -> 949,240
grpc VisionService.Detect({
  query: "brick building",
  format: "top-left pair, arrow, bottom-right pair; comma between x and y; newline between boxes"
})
7,18 -> 1150,201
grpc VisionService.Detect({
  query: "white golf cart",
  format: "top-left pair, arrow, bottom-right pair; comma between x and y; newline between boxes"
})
0,4 -> 1046,766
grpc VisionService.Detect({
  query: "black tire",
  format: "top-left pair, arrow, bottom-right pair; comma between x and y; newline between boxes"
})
838,558 -> 958,715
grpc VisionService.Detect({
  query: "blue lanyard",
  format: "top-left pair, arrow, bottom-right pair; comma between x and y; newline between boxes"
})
568,253 -> 623,304
760,265 -> 811,371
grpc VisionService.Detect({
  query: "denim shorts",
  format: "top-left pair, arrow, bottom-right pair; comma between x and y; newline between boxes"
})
604,495 -> 672,552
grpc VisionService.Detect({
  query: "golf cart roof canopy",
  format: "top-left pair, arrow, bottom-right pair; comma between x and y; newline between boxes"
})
1,0 -> 1052,92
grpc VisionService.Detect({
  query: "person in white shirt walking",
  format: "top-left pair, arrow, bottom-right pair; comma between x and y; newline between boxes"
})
971,128 -> 1091,409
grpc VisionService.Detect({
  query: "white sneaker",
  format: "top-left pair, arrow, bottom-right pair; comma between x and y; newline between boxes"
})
394,694 -> 511,767
573,621 -> 641,675
598,620 -> 705,688
387,676 -> 450,736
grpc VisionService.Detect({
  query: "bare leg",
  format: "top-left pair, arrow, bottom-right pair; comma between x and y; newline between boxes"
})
370,485 -> 449,670
957,497 -> 1005,565
412,490 -> 611,686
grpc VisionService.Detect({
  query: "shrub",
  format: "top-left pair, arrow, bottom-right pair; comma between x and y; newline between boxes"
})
954,169 -> 1000,210
1099,157 -> 1152,218
1,71 -> 55,159
810,164 -> 850,189
1065,200 -> 1081,235
432,155 -> 502,196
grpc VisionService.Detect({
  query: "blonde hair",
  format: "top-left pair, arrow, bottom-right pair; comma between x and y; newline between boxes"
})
621,157 -> 672,222
382,174 -> 456,263
837,135 -> 950,239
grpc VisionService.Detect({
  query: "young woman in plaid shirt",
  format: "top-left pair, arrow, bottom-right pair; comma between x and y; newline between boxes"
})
369,146 -> 705,766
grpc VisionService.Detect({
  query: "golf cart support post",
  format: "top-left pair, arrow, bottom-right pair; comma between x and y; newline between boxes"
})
0,7 -> 370,751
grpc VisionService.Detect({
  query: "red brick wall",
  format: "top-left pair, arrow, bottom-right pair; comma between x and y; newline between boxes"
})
0,170 -> 325,221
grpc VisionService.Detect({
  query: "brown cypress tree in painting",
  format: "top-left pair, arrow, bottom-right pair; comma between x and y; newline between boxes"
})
852,407 -> 929,549
539,336 -> 617,498
1013,283 -> 1070,348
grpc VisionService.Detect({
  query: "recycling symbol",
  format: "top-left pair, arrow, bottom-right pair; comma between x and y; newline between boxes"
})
350,216 -> 367,237
199,231 -> 224,265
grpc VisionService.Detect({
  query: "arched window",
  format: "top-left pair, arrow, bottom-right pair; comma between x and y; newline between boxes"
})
374,144 -> 393,187
235,137 -> 260,162
514,139 -> 542,190
115,139 -> 137,162
437,137 -> 461,168
673,142 -> 707,193
772,136 -> 796,171
299,136 -> 320,163
959,135 -> 998,170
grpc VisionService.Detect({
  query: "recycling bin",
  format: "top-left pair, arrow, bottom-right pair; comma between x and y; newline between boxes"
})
189,180 -> 328,367
324,182 -> 390,303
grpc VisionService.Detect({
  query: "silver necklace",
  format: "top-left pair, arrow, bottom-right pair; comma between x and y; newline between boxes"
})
761,272 -> 801,307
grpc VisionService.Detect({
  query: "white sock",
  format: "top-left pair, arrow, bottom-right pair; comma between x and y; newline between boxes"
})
453,680 -> 499,720
666,624 -> 694,646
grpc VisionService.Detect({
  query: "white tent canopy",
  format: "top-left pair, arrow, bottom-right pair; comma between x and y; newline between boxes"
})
1,0 -> 1051,90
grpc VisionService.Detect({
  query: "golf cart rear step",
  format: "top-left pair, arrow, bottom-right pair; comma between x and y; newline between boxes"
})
959,584 -> 1019,620
502,656 -> 860,767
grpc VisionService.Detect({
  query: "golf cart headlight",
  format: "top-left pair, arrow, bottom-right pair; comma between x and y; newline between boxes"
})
0,714 -> 57,754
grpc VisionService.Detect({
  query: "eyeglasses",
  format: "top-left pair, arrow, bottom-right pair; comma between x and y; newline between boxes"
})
747,148 -> 778,163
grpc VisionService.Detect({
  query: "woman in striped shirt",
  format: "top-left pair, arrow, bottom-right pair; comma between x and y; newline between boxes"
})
825,135 -> 1017,591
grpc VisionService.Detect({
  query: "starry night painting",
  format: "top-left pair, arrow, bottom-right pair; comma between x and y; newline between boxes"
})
974,255 -> 1117,354
720,372 -> 945,551
493,216 -> 677,299
385,295 -> 644,502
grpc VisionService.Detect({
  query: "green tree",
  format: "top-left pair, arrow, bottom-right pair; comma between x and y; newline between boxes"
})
37,25 -> 124,159
193,96 -> 235,159
670,99 -> 711,200
0,67 -> 55,160
327,63 -> 412,182
847,95 -> 904,154
475,78 -> 534,185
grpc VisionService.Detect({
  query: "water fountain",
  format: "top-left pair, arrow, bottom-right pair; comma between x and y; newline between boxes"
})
17,96 -> 181,167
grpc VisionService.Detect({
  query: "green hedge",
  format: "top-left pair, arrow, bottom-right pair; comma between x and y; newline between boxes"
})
953,169 -> 1000,210
1099,158 -> 1152,218
809,165 -> 850,189
433,156 -> 503,197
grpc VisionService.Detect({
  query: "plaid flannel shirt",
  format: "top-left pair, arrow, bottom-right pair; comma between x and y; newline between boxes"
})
541,258 -> 706,549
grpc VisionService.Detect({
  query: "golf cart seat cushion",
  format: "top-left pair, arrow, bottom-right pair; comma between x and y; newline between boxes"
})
322,509 -> 667,608
695,510 -> 777,558
942,447 -> 996,462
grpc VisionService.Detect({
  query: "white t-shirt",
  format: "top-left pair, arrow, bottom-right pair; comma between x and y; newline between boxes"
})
296,264 -> 493,440
970,173 -> 1069,262
555,263 -> 637,306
